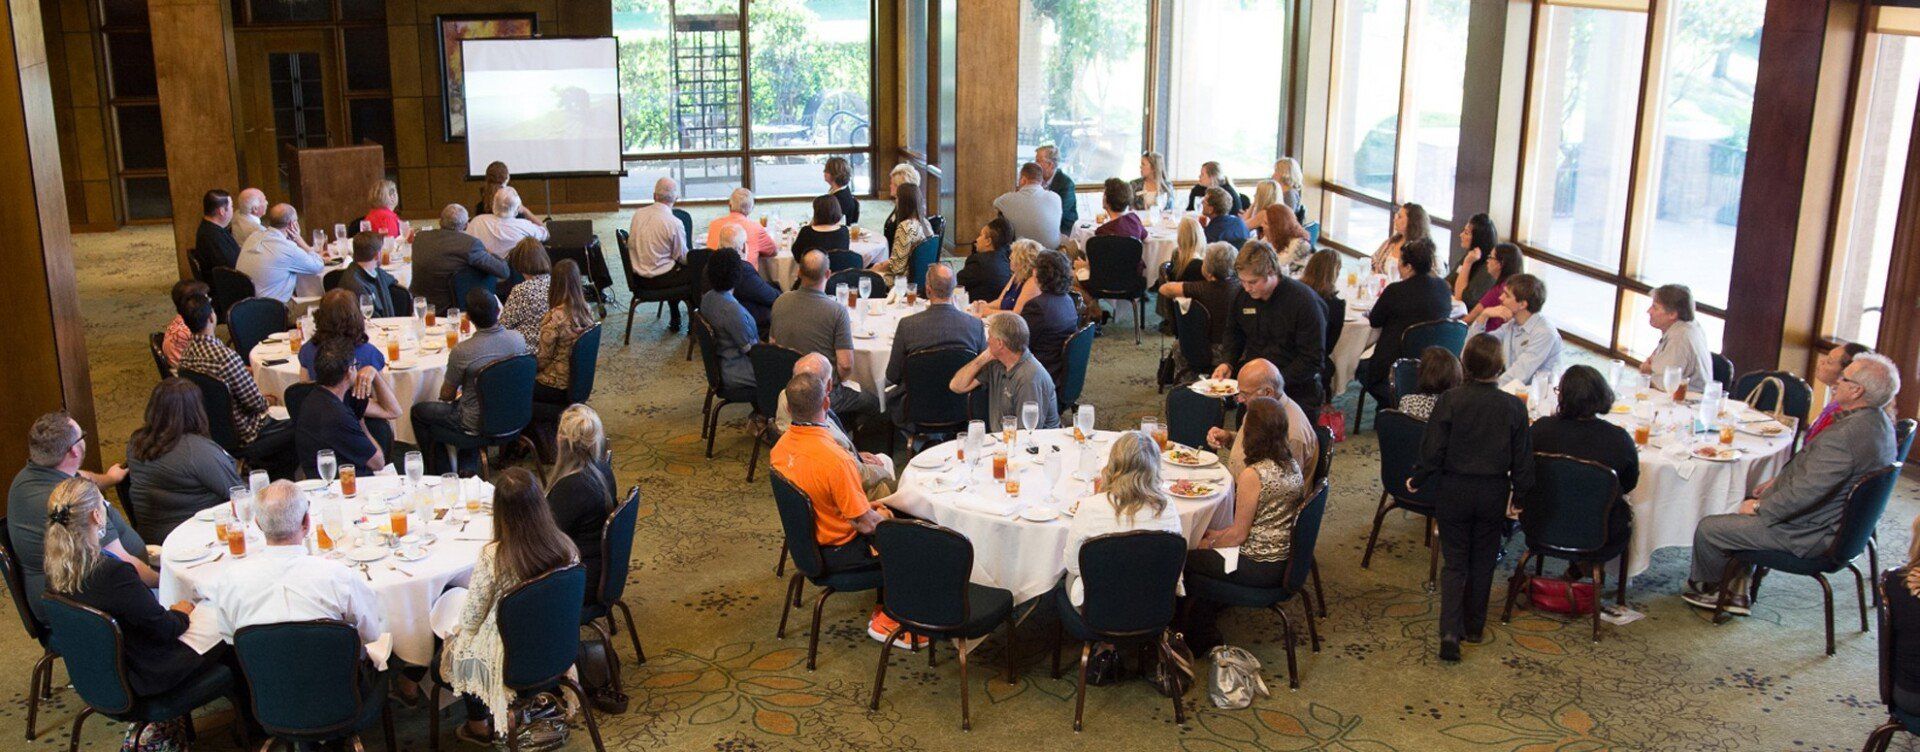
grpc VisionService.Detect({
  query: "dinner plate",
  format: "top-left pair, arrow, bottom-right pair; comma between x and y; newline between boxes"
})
166,546 -> 211,564
295,479 -> 327,493
346,546 -> 389,562
394,546 -> 430,562
1690,446 -> 1743,463
1190,379 -> 1239,398
1165,480 -> 1222,499
1019,506 -> 1060,522
853,330 -> 878,340
925,474 -> 968,493
908,451 -> 949,469
194,507 -> 222,522
390,359 -> 417,371
265,331 -> 291,341
1162,447 -> 1219,467
1736,423 -> 1788,439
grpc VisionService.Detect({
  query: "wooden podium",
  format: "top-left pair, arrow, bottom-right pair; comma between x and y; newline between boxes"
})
287,145 -> 385,238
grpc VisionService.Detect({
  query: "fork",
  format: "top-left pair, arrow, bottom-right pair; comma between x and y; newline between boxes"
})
184,552 -> 225,570
359,563 -> 373,581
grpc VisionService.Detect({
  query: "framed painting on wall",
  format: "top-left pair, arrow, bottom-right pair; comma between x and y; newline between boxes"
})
436,13 -> 539,141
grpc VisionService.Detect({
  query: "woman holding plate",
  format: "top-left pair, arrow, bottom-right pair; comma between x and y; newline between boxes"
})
1183,398 -> 1308,651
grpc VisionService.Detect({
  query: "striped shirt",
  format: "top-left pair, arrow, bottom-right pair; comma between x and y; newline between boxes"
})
177,334 -> 270,444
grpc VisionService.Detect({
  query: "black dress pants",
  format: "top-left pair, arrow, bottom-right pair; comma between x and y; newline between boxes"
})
634,265 -> 696,325
1433,474 -> 1511,641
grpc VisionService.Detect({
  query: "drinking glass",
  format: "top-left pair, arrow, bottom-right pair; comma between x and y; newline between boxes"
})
965,420 -> 984,467
835,284 -> 849,305
405,451 -> 424,488
1001,416 -> 1018,446
312,229 -> 326,249
228,485 -> 248,519
317,450 -> 337,491
1662,366 -> 1683,394
1140,417 -> 1159,441
333,223 -> 348,243
423,304 -> 437,328
249,470 -> 269,501
1021,401 -> 1040,440
359,294 -> 375,320
858,276 -> 872,300
359,220 -> 372,234
905,283 -> 919,306
1075,404 -> 1095,440
413,297 -> 427,324
398,220 -> 412,239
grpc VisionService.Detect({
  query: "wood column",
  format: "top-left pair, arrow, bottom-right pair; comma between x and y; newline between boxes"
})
1449,0 -> 1529,258
0,0 -> 99,467
1875,89 -> 1920,432
953,0 -> 1018,241
1722,0 -> 1832,372
150,0 -> 241,279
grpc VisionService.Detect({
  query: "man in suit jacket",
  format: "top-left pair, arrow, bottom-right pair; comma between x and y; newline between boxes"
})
338,232 -> 400,318
411,203 -> 508,311
1682,353 -> 1901,614
886,264 -> 987,419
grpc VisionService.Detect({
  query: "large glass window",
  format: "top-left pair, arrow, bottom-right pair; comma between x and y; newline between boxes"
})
1401,0 -> 1469,216
1016,0 -> 1147,182
1327,0 -> 1406,199
1519,5 -> 1645,271
1165,0 -> 1286,180
1827,32 -> 1920,349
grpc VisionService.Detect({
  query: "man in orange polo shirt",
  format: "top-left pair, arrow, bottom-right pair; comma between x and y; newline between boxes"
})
771,367 -> 890,570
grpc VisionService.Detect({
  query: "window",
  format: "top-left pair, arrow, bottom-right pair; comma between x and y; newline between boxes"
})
1827,26 -> 1920,348
1401,0 -> 1469,215
1519,4 -> 1645,270
1327,0 -> 1406,200
1016,0 -> 1148,182
1165,0 -> 1287,180
614,0 -> 876,201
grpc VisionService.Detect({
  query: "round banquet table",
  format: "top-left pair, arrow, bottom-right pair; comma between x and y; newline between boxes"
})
843,297 -> 985,408
157,475 -> 495,666
887,429 -> 1237,604
247,316 -> 462,445
761,223 -> 889,290
1069,215 -> 1181,270
1589,401 -> 1796,578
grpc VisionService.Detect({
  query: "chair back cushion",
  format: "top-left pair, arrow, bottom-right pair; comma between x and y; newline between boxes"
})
902,347 -> 977,431
1084,236 -> 1146,298
907,236 -> 943,287
234,620 -> 368,736
673,209 -> 694,249
1894,419 -> 1916,463
596,487 -> 641,605
209,267 -> 256,317
284,382 -> 322,468
873,520 -> 973,630
614,229 -> 640,285
0,519 -> 46,642
1710,352 -> 1734,392
180,369 -> 242,451
1374,410 -> 1425,504
1733,370 -> 1813,424
568,324 -> 603,403
769,470 -> 828,578
1165,388 -> 1225,449
748,344 -> 803,417
498,566 -> 588,690
1524,454 -> 1623,556
1078,530 -> 1186,636
1827,465 -> 1902,565
450,267 -> 500,311
41,593 -> 134,714
322,268 -> 348,292
1310,425 -> 1335,490
475,354 -> 538,437
388,284 -> 413,317
1286,481 -> 1330,592
149,332 -> 173,379
685,248 -> 714,294
1390,357 -> 1419,406
826,250 -> 866,274
1400,319 -> 1468,356
1173,300 -> 1213,375
826,269 -> 887,297
691,314 -> 728,390
1057,322 -> 1097,408
228,297 -> 290,358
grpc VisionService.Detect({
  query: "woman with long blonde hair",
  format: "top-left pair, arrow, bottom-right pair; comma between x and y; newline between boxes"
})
1131,151 -> 1174,211
1273,158 -> 1305,215
546,404 -> 617,600
976,238 -> 1046,315
1059,431 -> 1183,606
1170,215 -> 1206,282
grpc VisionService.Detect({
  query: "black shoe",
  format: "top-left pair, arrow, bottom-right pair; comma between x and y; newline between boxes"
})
1463,631 -> 1485,644
667,318 -> 683,333
1438,639 -> 1461,662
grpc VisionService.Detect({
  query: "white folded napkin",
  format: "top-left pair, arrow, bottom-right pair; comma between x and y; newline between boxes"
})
454,517 -> 493,541
364,632 -> 393,671
179,602 -> 225,655
1217,547 -> 1241,574
1662,442 -> 1698,481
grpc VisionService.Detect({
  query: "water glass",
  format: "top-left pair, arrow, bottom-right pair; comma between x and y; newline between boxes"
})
317,450 -> 337,489
398,220 -> 412,239
1662,366 -> 1684,395
228,485 -> 249,518
405,451 -> 424,487
413,297 -> 428,323
312,229 -> 326,249
1140,416 -> 1159,440
1075,404 -> 1095,438
249,470 -> 269,500
835,284 -> 849,304
858,276 -> 873,300
333,223 -> 348,243
965,420 -> 985,467
359,294 -> 375,320
1001,416 -> 1018,446
359,220 -> 372,234
1021,401 -> 1040,437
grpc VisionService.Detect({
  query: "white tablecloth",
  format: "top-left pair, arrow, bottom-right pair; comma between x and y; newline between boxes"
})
843,298 -> 986,407
247,317 -> 461,445
158,475 -> 495,666
887,429 -> 1235,603
760,223 -> 889,289
1069,215 -> 1181,271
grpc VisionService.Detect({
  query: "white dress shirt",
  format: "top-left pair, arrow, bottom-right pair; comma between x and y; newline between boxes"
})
466,214 -> 550,258
627,202 -> 688,278
1493,312 -> 1565,386
237,227 -> 325,302
202,543 -> 386,647
232,212 -> 265,247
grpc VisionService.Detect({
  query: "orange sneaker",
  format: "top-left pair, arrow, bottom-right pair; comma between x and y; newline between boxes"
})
868,607 -> 930,649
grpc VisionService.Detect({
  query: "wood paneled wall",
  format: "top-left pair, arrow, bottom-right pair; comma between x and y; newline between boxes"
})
1,0 -> 99,467
151,0 -> 241,278
952,0 -> 1017,242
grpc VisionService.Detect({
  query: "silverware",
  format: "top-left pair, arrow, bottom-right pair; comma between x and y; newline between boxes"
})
359,563 -> 373,581
386,562 -> 413,578
185,552 -> 225,569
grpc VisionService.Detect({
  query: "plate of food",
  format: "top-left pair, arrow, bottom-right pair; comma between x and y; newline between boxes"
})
1190,379 -> 1239,398
1165,479 -> 1221,499
1162,446 -> 1219,467
1690,445 -> 1743,462
1737,422 -> 1788,438
1610,403 -> 1632,414
1019,505 -> 1060,522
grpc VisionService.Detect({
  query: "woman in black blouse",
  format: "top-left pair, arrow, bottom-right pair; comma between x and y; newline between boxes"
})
1883,515 -> 1920,715
1409,334 -> 1533,662
791,195 -> 850,259
1528,365 -> 1637,577
823,156 -> 859,225
545,405 -> 617,599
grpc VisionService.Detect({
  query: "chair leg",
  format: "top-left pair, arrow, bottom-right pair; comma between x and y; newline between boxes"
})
869,623 -> 903,710
1863,720 -> 1900,752
560,678 -> 608,752
66,707 -> 94,752
746,429 -> 765,482
1591,563 -> 1606,643
1049,622 -> 1063,679
505,696 -> 522,752
1073,642 -> 1091,732
808,587 -> 837,671
1501,551 -> 1533,624
25,650 -> 50,740
1816,573 -> 1836,656
381,697 -> 397,751
776,573 -> 802,638
1270,604 -> 1300,689
623,301 -> 637,345
1870,534 -> 1882,608
957,641 -> 973,731
1849,562 -> 1870,632
1361,492 -> 1392,569
1617,551 -> 1629,607
775,542 -> 788,578
1158,638 -> 1187,726
1300,599 -> 1321,653
1310,562 -> 1328,618
614,599 -> 647,664
1004,616 -> 1019,685
428,680 -> 442,752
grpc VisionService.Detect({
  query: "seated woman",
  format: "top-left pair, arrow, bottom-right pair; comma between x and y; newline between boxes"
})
1372,203 -> 1431,278
1397,347 -> 1462,421
299,289 -> 401,457
499,238 -> 553,347
1166,216 -> 1206,282
125,378 -> 242,542
1272,158 -> 1306,218
438,468 -> 580,746
881,164 -> 920,244
1185,161 -> 1240,214
823,156 -> 859,225
975,239 -> 1044,316
533,259 -> 598,408
698,249 -> 758,392
363,179 -> 401,237
1883,515 -> 1920,715
1300,250 -> 1347,387
1527,364 -> 1637,577
1059,431 -> 1182,606
875,183 -> 931,278
1020,250 -> 1081,388
1460,243 -> 1522,334
708,226 -> 781,328
1449,213 -> 1499,305
1131,151 -> 1174,211
43,478 -> 224,698
1200,187 -> 1249,247
1246,180 -> 1313,268
791,194 -> 850,259
1157,242 -> 1241,370
1184,397 -> 1309,650
1808,341 -> 1874,440
545,405 -> 617,598
1092,178 -> 1147,241
957,217 -> 1014,304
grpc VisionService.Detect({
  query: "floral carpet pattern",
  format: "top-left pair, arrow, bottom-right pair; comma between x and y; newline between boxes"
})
3,207 -> 1914,750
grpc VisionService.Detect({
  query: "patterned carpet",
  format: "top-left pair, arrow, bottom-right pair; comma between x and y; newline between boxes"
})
4,203 -> 1914,751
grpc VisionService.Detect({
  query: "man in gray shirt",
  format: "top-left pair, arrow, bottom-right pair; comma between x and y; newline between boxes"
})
8,412 -> 151,620
410,290 -> 530,474
949,312 -> 1060,430
993,162 -> 1063,249
771,250 -> 879,432
1639,284 -> 1714,393
411,204 -> 509,312
885,264 -> 986,418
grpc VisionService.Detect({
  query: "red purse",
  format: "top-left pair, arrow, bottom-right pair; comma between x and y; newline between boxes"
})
1527,576 -> 1596,616
1316,406 -> 1347,443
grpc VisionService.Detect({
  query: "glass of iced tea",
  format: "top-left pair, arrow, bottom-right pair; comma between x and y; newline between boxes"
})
423,305 -> 436,327
1719,424 -> 1736,446
386,335 -> 401,362
905,284 -> 918,306
315,522 -> 336,554
1002,416 -> 1018,446
992,452 -> 1008,481
1633,422 -> 1651,447
460,311 -> 472,334
227,526 -> 248,557
339,464 -> 357,497
288,328 -> 304,354
1004,478 -> 1021,497
213,515 -> 232,545
390,508 -> 409,538
445,328 -> 459,350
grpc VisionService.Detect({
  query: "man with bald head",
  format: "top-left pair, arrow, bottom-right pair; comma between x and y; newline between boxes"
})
994,162 -> 1063,248
237,203 -> 325,302
1207,358 -> 1319,483
628,176 -> 696,332
774,353 -> 894,496
231,188 -> 269,247
885,264 -> 986,419
411,203 -> 507,311
771,250 -> 879,430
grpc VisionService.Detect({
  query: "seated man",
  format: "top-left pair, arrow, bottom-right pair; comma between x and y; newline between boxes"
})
993,162 -> 1063,249
706,225 -> 781,330
705,187 -> 778,267
465,185 -> 548,259
203,480 -> 385,648
775,353 -> 895,499
1206,358 -> 1318,483
1682,353 -> 1901,614
885,264 -> 986,418
194,189 -> 242,273
8,412 -> 148,619
410,290 -> 530,475
949,312 -> 1061,430
1212,240 -> 1327,413
770,368 -> 891,571
411,204 -> 508,312
296,339 -> 386,477
770,249 -> 880,431
628,177 -> 695,332
338,232 -> 400,318
175,298 -> 293,458
237,203 -> 325,302
1477,273 -> 1563,386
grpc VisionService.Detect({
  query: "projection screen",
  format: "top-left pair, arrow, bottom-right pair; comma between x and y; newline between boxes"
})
461,37 -> 623,178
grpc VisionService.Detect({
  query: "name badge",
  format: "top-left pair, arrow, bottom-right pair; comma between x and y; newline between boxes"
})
1242,308 -> 1257,315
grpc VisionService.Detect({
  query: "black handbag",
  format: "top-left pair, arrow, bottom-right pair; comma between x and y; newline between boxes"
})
577,635 -> 630,715
1147,630 -> 1196,698
1084,644 -> 1125,686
